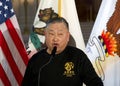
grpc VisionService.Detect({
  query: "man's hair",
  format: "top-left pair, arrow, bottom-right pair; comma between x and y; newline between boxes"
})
46,17 -> 69,29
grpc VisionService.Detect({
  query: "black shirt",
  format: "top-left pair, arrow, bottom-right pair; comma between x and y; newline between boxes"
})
22,46 -> 103,86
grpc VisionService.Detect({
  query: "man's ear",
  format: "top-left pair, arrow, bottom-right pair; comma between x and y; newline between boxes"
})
67,32 -> 70,42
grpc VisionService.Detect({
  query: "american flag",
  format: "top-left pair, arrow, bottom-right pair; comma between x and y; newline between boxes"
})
0,0 -> 29,86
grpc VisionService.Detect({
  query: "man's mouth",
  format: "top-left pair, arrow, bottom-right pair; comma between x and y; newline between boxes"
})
53,43 -> 58,47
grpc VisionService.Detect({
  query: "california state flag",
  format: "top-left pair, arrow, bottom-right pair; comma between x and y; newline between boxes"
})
27,0 -> 85,58
86,0 -> 120,86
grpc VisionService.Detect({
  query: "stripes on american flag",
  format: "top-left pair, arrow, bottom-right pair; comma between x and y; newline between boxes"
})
0,0 -> 29,86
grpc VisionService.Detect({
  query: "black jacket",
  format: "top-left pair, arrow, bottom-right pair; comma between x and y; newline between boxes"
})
22,46 -> 103,86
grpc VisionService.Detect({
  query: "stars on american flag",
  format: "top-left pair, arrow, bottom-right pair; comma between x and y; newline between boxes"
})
0,1 -> 3,6
4,5 -> 8,10
0,0 -> 14,24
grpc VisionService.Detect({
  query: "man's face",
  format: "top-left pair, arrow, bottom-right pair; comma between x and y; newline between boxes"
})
45,22 -> 70,54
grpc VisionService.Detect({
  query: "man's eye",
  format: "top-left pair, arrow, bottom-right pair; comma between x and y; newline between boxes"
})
58,33 -> 63,35
49,33 -> 54,35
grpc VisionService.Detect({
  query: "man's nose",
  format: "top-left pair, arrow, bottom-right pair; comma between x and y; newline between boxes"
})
53,35 -> 58,42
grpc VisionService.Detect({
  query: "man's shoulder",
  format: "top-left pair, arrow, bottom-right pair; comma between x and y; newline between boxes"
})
67,46 -> 84,53
28,49 -> 46,64
67,46 -> 87,59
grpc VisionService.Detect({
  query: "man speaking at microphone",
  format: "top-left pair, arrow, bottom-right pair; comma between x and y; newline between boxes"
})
22,17 -> 103,86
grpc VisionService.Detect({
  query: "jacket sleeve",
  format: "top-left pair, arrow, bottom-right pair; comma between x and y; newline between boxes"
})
79,53 -> 104,86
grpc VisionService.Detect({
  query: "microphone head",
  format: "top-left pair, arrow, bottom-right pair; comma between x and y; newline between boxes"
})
51,46 -> 57,57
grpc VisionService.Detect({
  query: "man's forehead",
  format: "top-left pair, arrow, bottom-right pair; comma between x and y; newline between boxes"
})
47,28 -> 66,32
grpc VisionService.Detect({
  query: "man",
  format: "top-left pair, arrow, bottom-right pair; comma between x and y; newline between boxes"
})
22,17 -> 103,86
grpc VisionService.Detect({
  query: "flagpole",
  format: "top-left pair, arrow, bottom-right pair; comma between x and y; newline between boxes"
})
58,0 -> 62,16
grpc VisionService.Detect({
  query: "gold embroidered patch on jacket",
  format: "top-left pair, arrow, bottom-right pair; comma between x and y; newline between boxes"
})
63,62 -> 75,77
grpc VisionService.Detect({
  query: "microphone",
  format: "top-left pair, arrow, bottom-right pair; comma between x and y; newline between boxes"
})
51,46 -> 57,57
38,46 -> 57,86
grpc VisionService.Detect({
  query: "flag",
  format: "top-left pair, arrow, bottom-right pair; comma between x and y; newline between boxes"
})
86,0 -> 120,86
27,0 -> 85,58
0,0 -> 29,86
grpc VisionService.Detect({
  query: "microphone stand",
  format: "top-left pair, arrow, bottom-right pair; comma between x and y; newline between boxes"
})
37,47 -> 57,86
